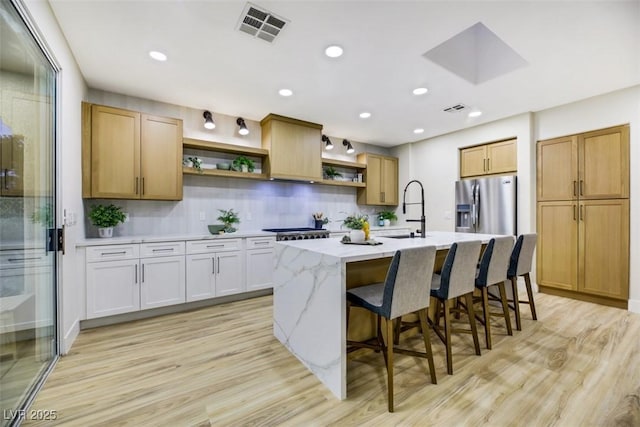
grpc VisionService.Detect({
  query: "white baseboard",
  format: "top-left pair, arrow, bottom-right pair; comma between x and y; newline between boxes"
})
628,299 -> 640,314
62,319 -> 79,355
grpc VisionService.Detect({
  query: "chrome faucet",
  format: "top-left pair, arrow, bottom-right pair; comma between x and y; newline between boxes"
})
402,180 -> 426,238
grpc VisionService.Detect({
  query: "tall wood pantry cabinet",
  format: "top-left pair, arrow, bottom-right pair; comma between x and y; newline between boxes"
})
356,153 -> 398,206
536,125 -> 629,307
82,103 -> 183,200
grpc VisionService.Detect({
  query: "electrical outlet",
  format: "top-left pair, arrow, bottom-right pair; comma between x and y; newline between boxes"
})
199,211 -> 206,221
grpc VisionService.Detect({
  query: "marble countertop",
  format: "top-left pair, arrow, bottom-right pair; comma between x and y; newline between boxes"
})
275,231 -> 501,263
76,230 -> 276,247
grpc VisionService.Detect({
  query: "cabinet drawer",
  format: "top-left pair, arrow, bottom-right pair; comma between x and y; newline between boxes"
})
86,244 -> 139,262
246,236 -> 276,249
186,239 -> 242,254
140,241 -> 185,258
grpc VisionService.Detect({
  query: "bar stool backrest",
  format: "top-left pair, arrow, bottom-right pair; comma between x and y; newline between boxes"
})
438,240 -> 482,299
384,246 -> 437,319
477,236 -> 515,287
508,234 -> 537,278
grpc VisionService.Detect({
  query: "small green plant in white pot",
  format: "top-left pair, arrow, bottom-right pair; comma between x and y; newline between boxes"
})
217,209 -> 240,233
88,204 -> 126,238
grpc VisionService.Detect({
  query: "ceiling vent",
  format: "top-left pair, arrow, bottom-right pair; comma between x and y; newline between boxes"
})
237,3 -> 288,43
443,104 -> 470,113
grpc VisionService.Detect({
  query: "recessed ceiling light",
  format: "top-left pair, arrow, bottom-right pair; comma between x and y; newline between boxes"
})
468,111 -> 483,118
359,112 -> 371,119
413,87 -> 428,95
149,51 -> 167,61
279,89 -> 293,97
413,128 -> 424,134
325,45 -> 343,58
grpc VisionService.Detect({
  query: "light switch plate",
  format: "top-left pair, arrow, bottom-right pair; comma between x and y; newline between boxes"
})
199,211 -> 205,221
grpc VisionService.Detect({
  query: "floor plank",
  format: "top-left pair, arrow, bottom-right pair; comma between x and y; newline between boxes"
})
23,293 -> 640,426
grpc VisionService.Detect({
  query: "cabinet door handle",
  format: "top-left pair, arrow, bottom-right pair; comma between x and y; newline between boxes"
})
142,177 -> 145,195
101,251 -> 126,256
207,244 -> 224,249
135,177 -> 139,194
381,192 -> 385,203
217,256 -> 220,274
141,263 -> 145,282
3,169 -> 8,189
152,248 -> 174,253
573,181 -> 577,197
573,205 -> 577,221
212,257 -> 215,275
580,205 -> 584,221
254,241 -> 270,245
135,264 -> 138,283
8,257 -> 42,262
486,158 -> 490,172
579,180 -> 584,196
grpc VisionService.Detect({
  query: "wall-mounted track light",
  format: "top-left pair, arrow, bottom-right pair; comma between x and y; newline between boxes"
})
343,139 -> 354,154
203,111 -> 215,129
236,117 -> 249,135
322,135 -> 334,150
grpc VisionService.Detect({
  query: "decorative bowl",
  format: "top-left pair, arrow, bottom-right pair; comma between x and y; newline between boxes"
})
208,224 -> 225,235
216,163 -> 231,170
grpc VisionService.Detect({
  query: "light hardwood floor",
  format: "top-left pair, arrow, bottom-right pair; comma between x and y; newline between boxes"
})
24,293 -> 640,426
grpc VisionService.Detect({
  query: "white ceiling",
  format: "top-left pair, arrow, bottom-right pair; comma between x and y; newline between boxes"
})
48,0 -> 640,147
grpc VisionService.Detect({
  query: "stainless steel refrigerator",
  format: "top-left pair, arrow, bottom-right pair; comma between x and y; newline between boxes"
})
455,175 -> 517,235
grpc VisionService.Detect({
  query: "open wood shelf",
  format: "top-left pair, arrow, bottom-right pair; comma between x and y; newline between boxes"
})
183,167 -> 268,180
321,158 -> 366,169
183,138 -> 269,157
320,179 -> 366,188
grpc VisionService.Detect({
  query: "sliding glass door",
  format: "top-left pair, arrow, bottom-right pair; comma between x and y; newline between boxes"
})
0,1 -> 58,425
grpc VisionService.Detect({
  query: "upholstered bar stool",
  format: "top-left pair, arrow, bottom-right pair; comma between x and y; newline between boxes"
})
507,234 -> 538,331
429,240 -> 482,375
474,236 -> 514,349
346,246 -> 437,412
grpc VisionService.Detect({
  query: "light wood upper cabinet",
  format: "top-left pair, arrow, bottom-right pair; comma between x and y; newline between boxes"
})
141,114 -> 183,200
537,125 -> 629,202
536,135 -> 578,201
82,103 -> 183,200
579,126 -> 629,200
460,139 -> 516,178
356,153 -> 398,206
260,114 -> 322,181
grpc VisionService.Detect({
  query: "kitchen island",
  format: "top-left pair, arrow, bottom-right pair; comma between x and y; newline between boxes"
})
273,231 -> 499,400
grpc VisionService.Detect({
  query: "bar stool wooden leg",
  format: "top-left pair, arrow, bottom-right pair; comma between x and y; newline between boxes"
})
498,281 -> 513,336
418,309 -> 437,384
443,299 -> 453,375
524,273 -> 537,320
481,287 -> 491,349
511,277 -> 522,331
464,292 -> 481,356
386,318 -> 395,412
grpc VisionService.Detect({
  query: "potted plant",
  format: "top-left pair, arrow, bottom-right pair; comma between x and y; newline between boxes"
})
88,204 -> 126,238
232,155 -> 255,173
217,209 -> 240,233
183,156 -> 203,173
343,213 -> 369,242
377,210 -> 398,227
323,166 -> 342,180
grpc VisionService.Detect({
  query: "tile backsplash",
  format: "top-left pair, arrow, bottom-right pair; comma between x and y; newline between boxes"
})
83,176 -> 380,238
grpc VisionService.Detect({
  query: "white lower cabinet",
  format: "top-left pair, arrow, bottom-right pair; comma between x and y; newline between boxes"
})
246,236 -> 276,291
140,255 -> 186,309
86,242 -> 185,319
186,239 -> 244,301
86,245 -> 140,319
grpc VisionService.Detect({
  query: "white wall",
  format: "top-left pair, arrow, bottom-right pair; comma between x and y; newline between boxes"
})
24,0 -> 88,353
535,85 -> 640,312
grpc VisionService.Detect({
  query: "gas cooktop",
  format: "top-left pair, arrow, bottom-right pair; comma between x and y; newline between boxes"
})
262,227 -> 330,241
262,227 -> 323,232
